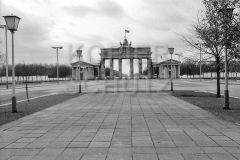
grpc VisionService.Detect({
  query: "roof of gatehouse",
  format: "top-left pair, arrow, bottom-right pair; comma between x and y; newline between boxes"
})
71,61 -> 100,67
157,59 -> 181,65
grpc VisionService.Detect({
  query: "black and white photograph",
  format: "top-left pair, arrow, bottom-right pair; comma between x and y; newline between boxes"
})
1,0 -> 240,159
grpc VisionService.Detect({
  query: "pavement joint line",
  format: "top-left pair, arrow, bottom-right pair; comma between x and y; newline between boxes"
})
0,93 -> 56,107
1,85 -> 240,158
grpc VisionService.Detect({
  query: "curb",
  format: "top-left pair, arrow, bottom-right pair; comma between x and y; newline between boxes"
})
0,93 -> 56,107
0,82 -> 72,91
201,90 -> 240,100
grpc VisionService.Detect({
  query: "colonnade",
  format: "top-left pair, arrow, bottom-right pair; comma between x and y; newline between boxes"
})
99,58 -> 152,80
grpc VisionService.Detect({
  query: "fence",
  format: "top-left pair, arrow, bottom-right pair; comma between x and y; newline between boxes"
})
0,75 -> 72,84
182,72 -> 240,79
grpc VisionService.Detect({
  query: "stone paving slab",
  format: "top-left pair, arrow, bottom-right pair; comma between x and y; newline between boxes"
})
1,92 -> 240,160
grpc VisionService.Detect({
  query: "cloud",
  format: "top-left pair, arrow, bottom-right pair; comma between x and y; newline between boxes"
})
0,0 -> 205,65
63,0 -> 125,19
1,2 -> 57,64
129,0 -> 196,32
97,0 -> 125,18
63,5 -> 93,17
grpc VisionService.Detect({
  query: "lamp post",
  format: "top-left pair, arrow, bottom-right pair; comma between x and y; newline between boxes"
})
0,25 -> 8,89
175,53 -> 182,62
3,14 -> 21,113
195,43 -> 204,81
168,48 -> 174,91
76,49 -> 82,93
218,7 -> 234,110
175,53 -> 182,78
52,46 -> 63,84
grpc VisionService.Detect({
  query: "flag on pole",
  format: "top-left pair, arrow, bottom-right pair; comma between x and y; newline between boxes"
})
125,30 -> 130,33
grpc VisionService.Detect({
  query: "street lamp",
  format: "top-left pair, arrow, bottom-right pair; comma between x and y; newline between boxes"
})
52,46 -> 63,84
0,25 -> 8,89
175,53 -> 182,79
175,53 -> 182,62
168,47 -> 174,91
76,49 -> 82,93
3,14 -> 21,113
195,43 -> 204,81
218,7 -> 234,110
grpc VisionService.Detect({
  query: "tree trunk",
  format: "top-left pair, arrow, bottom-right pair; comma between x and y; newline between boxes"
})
216,57 -> 221,98
25,76 -> 29,102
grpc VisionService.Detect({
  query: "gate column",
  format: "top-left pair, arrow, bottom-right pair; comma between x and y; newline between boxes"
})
130,58 -> 134,79
101,59 -> 105,80
119,58 -> 122,79
139,58 -> 142,79
178,64 -> 180,78
110,58 -> 113,79
147,58 -> 152,79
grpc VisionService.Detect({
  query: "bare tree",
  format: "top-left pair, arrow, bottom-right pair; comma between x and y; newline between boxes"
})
18,62 -> 30,102
0,54 -> 6,82
180,0 -> 240,97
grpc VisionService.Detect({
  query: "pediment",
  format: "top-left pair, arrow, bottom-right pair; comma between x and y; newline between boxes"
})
71,61 -> 94,67
158,59 -> 180,65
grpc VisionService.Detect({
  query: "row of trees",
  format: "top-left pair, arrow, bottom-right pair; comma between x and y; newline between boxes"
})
181,0 -> 240,97
180,60 -> 240,78
0,63 -> 72,80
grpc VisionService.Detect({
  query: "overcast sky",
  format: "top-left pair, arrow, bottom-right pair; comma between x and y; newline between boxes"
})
0,0 -> 204,74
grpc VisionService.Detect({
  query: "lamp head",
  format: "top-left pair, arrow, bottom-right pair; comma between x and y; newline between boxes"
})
0,25 -> 6,29
175,53 -> 183,56
3,15 -> 21,32
52,46 -> 63,49
168,48 -> 174,55
76,49 -> 82,58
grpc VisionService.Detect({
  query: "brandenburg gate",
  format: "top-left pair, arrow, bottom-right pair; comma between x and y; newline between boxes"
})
99,38 -> 153,80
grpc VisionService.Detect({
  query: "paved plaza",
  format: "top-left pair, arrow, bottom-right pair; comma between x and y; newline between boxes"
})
1,92 -> 240,160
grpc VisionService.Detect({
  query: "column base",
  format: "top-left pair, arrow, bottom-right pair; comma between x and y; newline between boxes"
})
79,85 -> 81,93
12,96 -> 17,113
170,81 -> 173,91
223,90 -> 229,109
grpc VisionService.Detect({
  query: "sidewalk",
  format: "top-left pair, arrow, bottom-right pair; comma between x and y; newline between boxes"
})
1,93 -> 240,160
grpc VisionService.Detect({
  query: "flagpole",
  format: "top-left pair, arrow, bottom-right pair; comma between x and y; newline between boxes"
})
125,30 -> 126,39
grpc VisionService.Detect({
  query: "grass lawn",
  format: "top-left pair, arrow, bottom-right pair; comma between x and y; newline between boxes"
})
0,93 -> 82,126
172,90 -> 240,124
